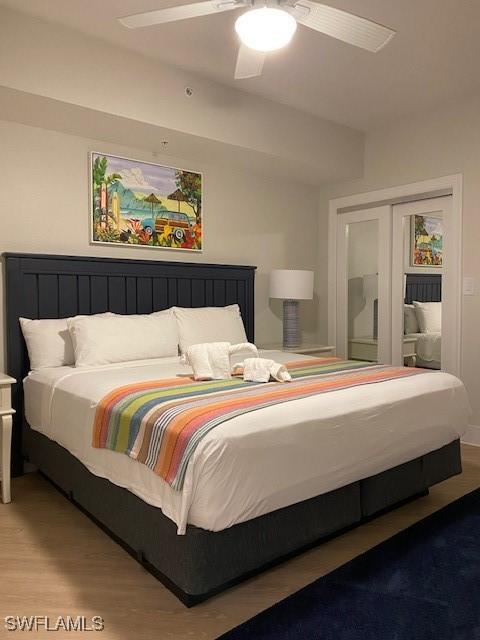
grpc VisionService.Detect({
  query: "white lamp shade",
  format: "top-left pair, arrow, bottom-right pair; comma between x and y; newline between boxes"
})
270,269 -> 314,300
363,273 -> 378,299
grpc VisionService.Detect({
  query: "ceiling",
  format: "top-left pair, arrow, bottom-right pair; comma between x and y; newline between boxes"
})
2,0 -> 480,130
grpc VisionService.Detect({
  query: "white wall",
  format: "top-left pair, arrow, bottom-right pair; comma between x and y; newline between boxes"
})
0,120 -> 320,371
0,6 -> 364,186
318,94 -> 480,426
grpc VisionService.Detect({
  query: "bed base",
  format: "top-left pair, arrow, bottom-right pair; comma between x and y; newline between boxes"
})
23,426 -> 461,606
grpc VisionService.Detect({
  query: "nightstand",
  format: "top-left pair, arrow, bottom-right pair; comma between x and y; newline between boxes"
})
0,374 -> 15,504
259,343 -> 336,356
348,337 -> 417,367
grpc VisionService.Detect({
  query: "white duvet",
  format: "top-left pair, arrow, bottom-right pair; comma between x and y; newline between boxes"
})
24,351 -> 470,534
408,332 -> 442,364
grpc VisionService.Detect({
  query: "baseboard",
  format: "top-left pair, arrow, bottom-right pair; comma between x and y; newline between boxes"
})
461,425 -> 480,447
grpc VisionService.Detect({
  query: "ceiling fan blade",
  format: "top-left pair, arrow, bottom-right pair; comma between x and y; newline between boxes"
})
294,1 -> 395,52
234,44 -> 266,80
119,0 -> 245,28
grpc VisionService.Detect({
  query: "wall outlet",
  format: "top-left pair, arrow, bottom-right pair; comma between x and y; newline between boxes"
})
463,276 -> 475,295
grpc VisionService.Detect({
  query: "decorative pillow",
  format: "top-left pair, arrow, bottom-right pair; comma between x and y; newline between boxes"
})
173,305 -> 248,353
412,301 -> 442,333
67,309 -> 178,367
20,313 -> 113,371
404,304 -> 420,335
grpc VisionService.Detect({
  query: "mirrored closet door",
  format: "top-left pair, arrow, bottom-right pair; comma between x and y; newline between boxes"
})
392,197 -> 450,370
336,207 -> 392,363
335,196 -> 451,370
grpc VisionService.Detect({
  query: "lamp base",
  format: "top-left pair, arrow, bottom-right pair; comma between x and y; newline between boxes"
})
373,298 -> 378,340
283,299 -> 300,349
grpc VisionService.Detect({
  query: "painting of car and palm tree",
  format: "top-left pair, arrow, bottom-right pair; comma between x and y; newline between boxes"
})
91,152 -> 202,251
411,214 -> 442,267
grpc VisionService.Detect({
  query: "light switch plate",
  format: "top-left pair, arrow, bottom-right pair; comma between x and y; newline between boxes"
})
463,276 -> 475,295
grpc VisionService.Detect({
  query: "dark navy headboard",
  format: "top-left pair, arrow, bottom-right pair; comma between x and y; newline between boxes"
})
4,252 -> 256,475
405,273 -> 442,304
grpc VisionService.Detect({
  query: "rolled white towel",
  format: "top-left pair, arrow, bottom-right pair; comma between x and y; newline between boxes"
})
183,342 -> 231,380
229,342 -> 258,358
241,357 -> 292,383
183,342 -> 259,381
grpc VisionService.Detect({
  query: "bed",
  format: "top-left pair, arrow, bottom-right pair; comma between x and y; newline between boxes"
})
5,253 -> 469,606
405,273 -> 442,369
406,332 -> 441,369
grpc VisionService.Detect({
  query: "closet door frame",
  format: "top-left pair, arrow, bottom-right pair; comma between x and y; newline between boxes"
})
328,174 -> 462,377
336,207 -> 392,362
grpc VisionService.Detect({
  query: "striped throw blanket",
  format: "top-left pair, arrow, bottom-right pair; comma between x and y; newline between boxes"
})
93,358 -> 424,490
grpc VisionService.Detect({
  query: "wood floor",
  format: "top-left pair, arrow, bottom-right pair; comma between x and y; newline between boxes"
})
1,444 -> 479,640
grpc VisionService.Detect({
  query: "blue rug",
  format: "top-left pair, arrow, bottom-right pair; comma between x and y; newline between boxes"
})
218,488 -> 480,640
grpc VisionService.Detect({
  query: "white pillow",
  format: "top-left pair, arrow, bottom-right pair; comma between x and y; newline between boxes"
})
173,305 -> 248,354
412,301 -> 442,333
67,309 -> 178,367
20,313 -> 113,370
404,304 -> 420,335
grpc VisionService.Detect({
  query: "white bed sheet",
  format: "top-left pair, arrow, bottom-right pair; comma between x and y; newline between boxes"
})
24,351 -> 470,534
406,332 -> 442,364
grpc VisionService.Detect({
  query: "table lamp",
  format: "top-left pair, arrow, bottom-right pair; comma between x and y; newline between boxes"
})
270,269 -> 314,348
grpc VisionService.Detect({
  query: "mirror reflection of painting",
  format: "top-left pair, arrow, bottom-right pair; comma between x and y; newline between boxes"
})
91,152 -> 202,251
411,214 -> 442,267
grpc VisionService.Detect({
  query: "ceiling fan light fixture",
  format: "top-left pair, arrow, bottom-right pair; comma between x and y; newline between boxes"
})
235,7 -> 297,52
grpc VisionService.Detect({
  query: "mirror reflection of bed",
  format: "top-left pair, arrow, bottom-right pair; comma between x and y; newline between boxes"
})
404,273 -> 442,370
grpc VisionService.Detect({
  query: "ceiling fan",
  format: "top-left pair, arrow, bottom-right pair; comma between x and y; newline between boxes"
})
118,1 -> 396,80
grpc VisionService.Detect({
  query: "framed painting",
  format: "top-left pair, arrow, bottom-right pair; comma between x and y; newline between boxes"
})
90,152 -> 203,251
411,214 -> 443,267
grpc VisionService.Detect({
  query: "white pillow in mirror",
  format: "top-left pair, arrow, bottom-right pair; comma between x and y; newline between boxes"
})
173,305 -> 248,353
412,301 -> 441,333
404,304 -> 420,334
67,309 -> 178,367
20,313 -> 113,371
